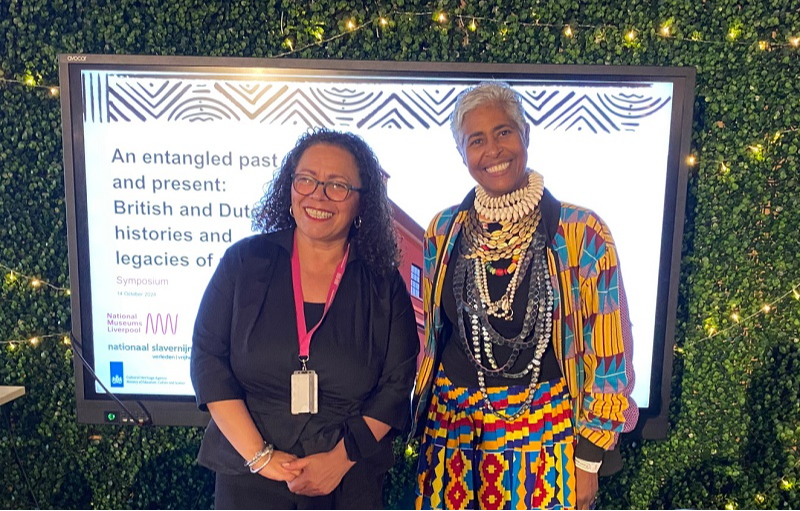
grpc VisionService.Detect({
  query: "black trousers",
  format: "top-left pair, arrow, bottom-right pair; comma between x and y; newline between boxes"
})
214,460 -> 386,510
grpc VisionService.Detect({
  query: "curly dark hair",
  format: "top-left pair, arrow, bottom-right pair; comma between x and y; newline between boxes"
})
252,128 -> 399,275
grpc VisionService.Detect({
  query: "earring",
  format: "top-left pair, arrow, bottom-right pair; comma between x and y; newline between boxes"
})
353,215 -> 362,229
289,206 -> 294,218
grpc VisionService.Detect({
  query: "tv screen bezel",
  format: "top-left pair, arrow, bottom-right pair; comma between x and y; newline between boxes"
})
59,54 -> 694,436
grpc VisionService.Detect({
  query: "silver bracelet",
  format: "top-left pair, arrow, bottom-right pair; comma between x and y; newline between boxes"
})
575,457 -> 603,473
249,446 -> 274,474
244,442 -> 272,468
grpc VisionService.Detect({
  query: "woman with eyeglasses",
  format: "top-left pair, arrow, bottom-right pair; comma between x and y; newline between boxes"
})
191,128 -> 419,509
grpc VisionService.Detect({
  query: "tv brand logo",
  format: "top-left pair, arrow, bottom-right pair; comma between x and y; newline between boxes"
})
145,313 -> 178,335
110,362 -> 124,388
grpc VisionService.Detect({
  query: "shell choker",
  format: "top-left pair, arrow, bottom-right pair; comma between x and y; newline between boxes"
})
473,171 -> 544,223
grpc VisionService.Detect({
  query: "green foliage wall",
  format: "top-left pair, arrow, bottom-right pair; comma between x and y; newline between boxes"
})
1,0 -> 799,509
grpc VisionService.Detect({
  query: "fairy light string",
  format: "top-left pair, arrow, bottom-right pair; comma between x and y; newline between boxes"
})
0,10 -> 796,91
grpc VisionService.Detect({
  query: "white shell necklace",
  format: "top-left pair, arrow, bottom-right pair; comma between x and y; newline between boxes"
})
473,171 -> 544,223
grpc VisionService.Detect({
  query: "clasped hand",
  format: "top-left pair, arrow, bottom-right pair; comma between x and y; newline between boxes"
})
257,450 -> 304,482
281,446 -> 355,497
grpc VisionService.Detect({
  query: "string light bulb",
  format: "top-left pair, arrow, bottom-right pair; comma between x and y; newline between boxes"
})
754,494 -> 766,504
379,17 -> 388,27
758,41 -> 768,50
436,12 -> 447,24
346,19 -> 356,31
792,287 -> 800,300
469,19 -> 477,32
762,304 -> 771,313
790,36 -> 800,47
660,25 -> 670,36
24,75 -> 35,86
780,479 -> 793,490
63,336 -> 71,345
687,155 -> 697,166
626,30 -> 637,41
29,337 -> 39,346
731,312 -> 740,323
50,87 -> 58,96
8,343 -> 15,351
727,27 -> 740,40
284,38 -> 294,50
564,25 -> 573,37
720,162 -> 730,173
31,278 -> 41,288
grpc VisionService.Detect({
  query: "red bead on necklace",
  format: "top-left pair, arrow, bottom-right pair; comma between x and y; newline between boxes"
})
485,251 -> 521,276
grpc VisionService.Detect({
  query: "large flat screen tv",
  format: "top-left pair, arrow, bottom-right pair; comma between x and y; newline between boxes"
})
59,54 -> 694,437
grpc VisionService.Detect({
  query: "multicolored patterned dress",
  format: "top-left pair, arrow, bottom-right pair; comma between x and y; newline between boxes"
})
417,370 -> 576,509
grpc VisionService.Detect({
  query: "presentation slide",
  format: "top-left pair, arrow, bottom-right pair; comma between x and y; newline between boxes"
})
77,68 -> 674,407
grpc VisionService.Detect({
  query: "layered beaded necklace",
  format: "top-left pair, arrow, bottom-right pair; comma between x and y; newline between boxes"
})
463,208 -> 539,320
456,170 -> 554,420
463,171 -> 544,320
454,236 -> 553,420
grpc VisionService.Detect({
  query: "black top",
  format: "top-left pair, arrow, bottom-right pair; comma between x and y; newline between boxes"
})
191,229 -> 419,475
441,223 -> 561,388
303,302 -> 325,331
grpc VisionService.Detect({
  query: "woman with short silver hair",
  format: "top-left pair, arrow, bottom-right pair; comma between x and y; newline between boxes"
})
411,82 -> 638,510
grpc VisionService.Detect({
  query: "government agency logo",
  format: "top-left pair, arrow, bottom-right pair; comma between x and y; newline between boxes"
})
110,361 -> 124,388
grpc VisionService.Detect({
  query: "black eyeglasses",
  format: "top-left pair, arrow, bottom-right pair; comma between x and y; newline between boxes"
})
292,174 -> 362,202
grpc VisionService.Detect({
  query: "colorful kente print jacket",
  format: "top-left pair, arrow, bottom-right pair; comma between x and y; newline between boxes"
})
410,188 -> 639,451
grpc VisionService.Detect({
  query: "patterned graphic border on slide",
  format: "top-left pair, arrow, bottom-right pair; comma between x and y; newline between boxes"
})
82,71 -> 671,133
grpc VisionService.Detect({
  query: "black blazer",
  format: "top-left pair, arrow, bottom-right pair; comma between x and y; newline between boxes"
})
191,229 -> 419,474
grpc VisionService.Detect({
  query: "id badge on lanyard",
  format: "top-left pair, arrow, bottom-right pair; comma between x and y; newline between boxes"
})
289,236 -> 349,415
291,369 -> 318,415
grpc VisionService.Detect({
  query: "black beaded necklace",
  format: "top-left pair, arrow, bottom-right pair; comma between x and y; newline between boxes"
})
453,230 -> 554,420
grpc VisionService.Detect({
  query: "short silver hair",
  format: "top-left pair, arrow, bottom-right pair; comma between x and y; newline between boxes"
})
450,82 -> 529,156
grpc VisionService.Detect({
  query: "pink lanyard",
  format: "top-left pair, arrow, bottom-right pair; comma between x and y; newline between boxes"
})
290,235 -> 350,370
